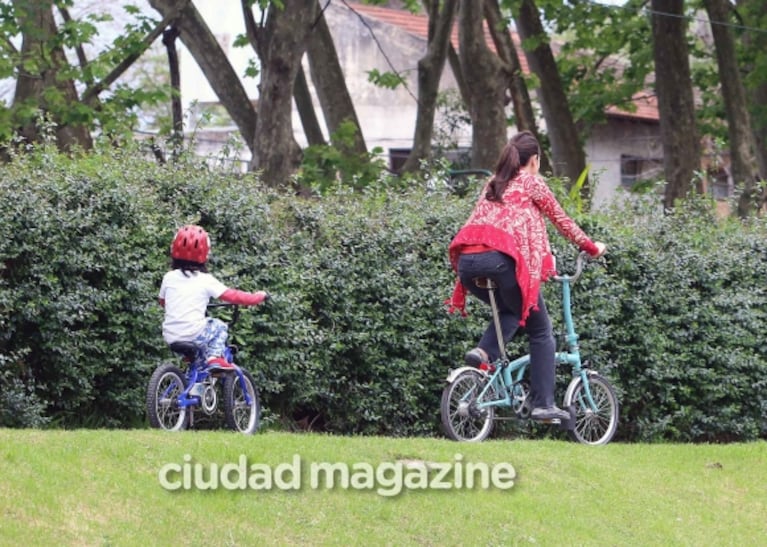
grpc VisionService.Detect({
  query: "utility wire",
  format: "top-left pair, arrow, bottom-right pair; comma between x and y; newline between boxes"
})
340,0 -> 420,104
587,0 -> 767,35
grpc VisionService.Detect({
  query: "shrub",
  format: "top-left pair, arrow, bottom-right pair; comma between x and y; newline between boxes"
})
1,145 -> 765,441
573,194 -> 767,441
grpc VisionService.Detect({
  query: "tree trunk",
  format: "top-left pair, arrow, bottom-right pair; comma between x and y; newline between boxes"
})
515,0 -> 586,192
150,0 -> 257,156
447,44 -> 470,107
251,1 -> 319,186
458,0 -> 507,170
704,0 -> 761,217
735,0 -> 767,192
400,0 -> 458,174
483,0 -> 551,175
751,82 -> 767,181
162,26 -> 183,153
12,0 -> 92,151
650,0 -> 701,209
294,66 -> 326,147
306,2 -> 366,155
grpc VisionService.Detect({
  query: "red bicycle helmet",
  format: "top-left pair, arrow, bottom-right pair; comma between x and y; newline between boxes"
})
170,225 -> 210,263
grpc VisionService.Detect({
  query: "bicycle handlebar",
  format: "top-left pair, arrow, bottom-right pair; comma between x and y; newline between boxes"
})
551,251 -> 592,284
207,302 -> 241,326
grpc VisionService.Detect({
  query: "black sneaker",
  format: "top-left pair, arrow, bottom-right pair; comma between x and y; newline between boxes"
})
531,406 -> 570,421
464,347 -> 489,367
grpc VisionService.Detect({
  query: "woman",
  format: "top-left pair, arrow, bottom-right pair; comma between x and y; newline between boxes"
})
446,131 -> 606,421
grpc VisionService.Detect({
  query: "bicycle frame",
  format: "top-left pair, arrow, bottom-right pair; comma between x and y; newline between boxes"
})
465,253 -> 600,415
166,327 -> 253,410
441,251 -> 618,444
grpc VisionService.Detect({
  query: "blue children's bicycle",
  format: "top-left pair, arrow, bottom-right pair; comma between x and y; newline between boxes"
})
146,304 -> 260,434
440,251 -> 619,445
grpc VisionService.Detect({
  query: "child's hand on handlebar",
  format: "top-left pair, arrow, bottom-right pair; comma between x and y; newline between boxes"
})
593,241 -> 607,258
220,288 -> 271,306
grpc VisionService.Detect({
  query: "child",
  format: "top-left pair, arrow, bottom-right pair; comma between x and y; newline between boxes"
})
158,225 -> 268,371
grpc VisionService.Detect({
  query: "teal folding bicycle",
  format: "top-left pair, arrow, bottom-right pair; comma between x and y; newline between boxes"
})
440,251 -> 619,445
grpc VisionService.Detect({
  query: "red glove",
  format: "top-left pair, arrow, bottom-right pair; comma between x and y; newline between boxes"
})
220,289 -> 269,306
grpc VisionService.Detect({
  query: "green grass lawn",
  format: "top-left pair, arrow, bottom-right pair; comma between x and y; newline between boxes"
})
0,429 -> 764,546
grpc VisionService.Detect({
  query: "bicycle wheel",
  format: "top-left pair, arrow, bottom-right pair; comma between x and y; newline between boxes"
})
440,369 -> 495,442
223,369 -> 260,434
563,373 -> 619,445
146,364 -> 189,431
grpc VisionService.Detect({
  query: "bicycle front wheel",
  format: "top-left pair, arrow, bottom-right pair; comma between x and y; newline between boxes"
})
146,364 -> 189,431
440,369 -> 495,442
223,369 -> 260,434
563,373 -> 619,445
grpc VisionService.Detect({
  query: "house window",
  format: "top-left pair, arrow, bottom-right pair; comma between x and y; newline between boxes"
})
620,154 -> 664,192
389,148 -> 411,172
708,168 -> 732,199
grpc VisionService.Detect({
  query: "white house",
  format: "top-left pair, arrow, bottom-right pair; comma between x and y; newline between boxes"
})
172,1 -> 671,208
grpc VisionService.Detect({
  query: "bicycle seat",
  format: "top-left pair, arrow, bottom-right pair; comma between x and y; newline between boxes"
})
169,341 -> 201,359
473,277 -> 498,289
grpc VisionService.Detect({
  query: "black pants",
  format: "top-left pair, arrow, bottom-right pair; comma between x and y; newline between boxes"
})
458,251 -> 557,408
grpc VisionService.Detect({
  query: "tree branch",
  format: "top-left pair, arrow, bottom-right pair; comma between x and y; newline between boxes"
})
81,4 -> 187,104
57,5 -> 91,83
241,0 -> 265,59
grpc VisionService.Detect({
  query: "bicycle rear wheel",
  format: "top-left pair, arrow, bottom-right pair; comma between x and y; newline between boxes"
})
146,364 -> 189,431
563,373 -> 618,445
440,369 -> 495,442
223,369 -> 260,434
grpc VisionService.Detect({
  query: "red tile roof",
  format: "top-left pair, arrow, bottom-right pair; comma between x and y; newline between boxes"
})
605,92 -> 659,121
345,2 -> 658,122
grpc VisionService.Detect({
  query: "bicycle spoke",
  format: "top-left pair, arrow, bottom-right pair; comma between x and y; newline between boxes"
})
567,375 -> 618,445
441,370 -> 494,442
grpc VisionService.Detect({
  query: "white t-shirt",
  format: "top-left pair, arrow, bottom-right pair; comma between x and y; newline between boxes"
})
159,270 -> 228,343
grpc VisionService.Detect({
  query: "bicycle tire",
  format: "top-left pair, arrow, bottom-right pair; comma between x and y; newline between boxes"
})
563,373 -> 619,445
146,364 -> 190,431
223,369 -> 260,434
440,369 -> 495,442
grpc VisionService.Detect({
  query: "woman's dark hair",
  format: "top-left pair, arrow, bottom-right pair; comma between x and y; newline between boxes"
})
172,258 -> 208,275
485,131 -> 541,202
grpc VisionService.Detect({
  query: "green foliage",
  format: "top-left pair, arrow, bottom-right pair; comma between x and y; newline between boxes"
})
0,2 -> 171,142
528,0 -> 654,132
366,69 -> 406,90
0,143 -> 170,427
1,146 -> 766,441
295,120 -> 393,193
548,194 -> 767,442
0,350 -> 49,428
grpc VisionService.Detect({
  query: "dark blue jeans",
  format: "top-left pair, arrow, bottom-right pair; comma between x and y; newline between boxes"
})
458,251 -> 557,408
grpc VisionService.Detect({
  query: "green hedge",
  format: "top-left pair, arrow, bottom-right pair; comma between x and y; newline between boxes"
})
1,145 -> 765,441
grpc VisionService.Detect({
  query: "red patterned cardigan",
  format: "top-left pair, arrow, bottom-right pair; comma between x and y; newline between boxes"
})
446,172 -> 600,325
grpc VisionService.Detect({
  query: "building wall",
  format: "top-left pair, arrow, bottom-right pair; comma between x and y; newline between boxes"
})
307,3 -> 471,153
584,118 -> 662,208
